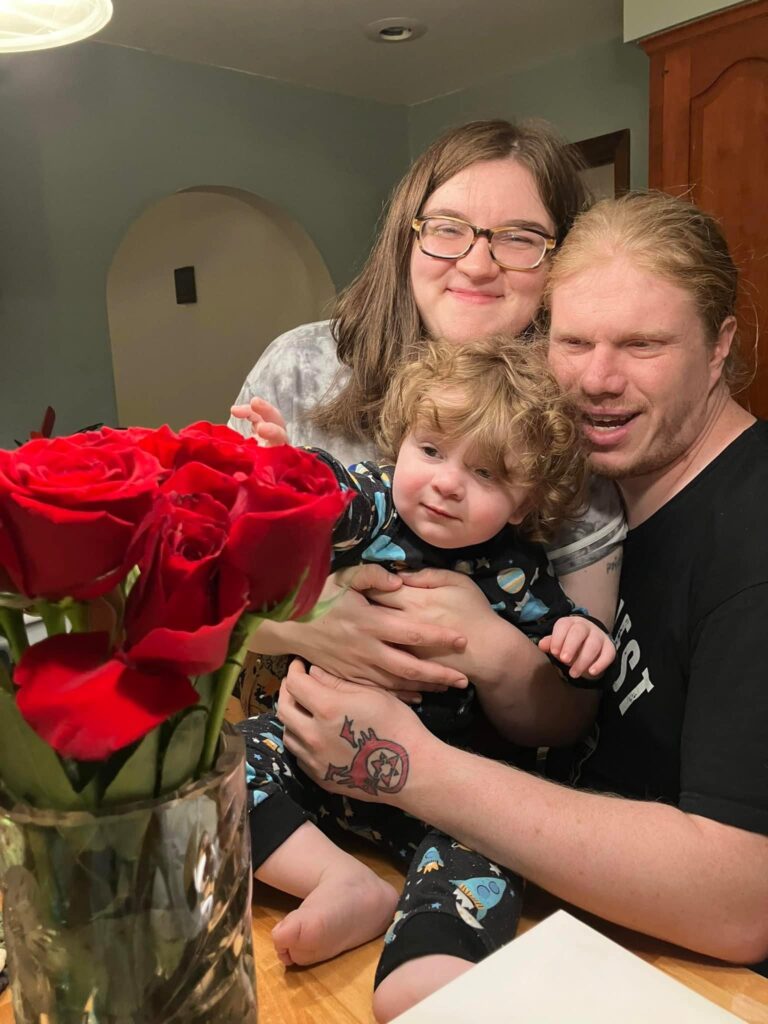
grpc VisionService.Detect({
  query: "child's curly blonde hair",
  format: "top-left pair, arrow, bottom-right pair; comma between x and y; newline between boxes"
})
376,337 -> 588,541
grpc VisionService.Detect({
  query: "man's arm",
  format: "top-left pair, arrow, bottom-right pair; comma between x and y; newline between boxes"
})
544,475 -> 626,630
279,663 -> 768,964
405,742 -> 768,963
457,607 -> 600,745
557,548 -> 622,631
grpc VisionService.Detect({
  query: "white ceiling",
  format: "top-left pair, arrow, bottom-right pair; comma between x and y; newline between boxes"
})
98,0 -> 624,106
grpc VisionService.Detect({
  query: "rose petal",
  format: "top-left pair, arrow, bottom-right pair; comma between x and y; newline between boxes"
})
0,494 -> 146,599
162,462 -> 240,510
227,485 -> 347,617
15,632 -> 198,760
127,600 -> 245,676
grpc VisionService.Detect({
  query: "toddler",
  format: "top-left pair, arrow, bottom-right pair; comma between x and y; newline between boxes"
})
232,337 -> 615,994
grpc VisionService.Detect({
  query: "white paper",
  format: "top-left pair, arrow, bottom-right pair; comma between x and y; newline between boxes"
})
391,910 -> 744,1023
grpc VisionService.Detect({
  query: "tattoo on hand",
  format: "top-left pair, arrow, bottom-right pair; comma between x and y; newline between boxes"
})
324,716 -> 409,796
606,554 -> 622,575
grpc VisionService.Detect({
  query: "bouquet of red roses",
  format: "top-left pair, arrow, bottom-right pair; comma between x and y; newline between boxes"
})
0,421 -> 349,811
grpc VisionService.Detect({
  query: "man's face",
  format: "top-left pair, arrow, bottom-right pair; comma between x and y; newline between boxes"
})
547,256 -> 731,480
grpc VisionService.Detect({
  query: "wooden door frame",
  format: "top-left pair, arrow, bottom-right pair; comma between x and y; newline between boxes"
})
572,129 -> 631,197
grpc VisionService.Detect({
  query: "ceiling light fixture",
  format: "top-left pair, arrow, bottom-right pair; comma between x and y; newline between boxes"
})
0,0 -> 113,54
364,17 -> 427,44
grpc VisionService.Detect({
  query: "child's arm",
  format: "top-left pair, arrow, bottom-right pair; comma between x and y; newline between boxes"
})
307,455 -> 398,565
480,541 -> 615,686
230,396 -> 288,445
539,617 -> 615,680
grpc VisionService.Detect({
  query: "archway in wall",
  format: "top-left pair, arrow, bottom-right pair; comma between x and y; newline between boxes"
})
107,185 -> 335,430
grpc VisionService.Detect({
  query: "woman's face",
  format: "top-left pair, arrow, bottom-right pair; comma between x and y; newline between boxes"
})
410,157 -> 555,344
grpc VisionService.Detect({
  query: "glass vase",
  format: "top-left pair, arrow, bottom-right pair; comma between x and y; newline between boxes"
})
0,726 -> 257,1023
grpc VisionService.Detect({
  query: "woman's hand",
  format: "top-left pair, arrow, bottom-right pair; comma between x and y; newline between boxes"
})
278,659 -> 435,804
366,568 -> 504,683
254,565 -> 469,695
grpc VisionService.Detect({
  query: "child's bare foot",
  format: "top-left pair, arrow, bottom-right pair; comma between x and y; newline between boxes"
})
272,863 -> 398,966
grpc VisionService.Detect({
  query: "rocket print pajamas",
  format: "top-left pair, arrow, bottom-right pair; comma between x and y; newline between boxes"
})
240,715 -> 523,985
239,457 -> 603,981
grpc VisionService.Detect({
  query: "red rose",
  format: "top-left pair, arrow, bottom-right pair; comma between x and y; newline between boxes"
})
124,493 -> 247,676
175,421 -> 263,477
15,632 -> 198,760
161,460 -> 240,511
225,446 -> 350,617
107,425 -> 183,469
0,431 -> 163,600
179,421 -> 249,445
102,423 -> 256,478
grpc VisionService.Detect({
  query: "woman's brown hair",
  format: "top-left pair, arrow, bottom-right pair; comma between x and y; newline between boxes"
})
312,119 -> 590,445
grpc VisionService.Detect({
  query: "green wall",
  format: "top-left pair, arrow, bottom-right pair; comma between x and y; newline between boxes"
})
0,43 -> 408,446
0,35 -> 650,448
407,37 -> 649,190
624,0 -> 744,41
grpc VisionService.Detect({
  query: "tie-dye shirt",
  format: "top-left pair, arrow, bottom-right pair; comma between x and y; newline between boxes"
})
229,320 -> 626,576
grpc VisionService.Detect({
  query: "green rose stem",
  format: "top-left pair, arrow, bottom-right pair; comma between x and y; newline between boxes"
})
36,602 -> 67,636
198,612 -> 263,774
0,606 -> 28,662
0,659 -> 12,694
64,601 -> 90,634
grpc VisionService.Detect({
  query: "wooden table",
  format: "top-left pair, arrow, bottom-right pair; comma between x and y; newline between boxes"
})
2,706 -> 767,1022
2,839 -> 767,1023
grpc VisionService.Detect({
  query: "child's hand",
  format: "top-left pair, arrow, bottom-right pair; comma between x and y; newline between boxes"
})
538,616 -> 615,680
230,397 -> 288,446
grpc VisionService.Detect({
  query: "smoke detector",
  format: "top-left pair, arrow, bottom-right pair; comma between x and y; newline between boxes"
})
364,18 -> 427,44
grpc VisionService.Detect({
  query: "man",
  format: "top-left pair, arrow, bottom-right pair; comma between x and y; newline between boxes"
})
276,192 -> 768,1021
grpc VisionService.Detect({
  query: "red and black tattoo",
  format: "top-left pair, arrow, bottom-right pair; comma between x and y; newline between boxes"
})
324,716 -> 409,796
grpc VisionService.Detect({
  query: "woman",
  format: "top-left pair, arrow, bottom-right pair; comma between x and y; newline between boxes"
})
230,119 -> 625,699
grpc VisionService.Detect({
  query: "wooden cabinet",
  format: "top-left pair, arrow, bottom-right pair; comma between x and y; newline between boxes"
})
642,0 -> 768,417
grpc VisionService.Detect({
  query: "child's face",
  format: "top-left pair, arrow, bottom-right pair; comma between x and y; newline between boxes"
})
393,429 -> 533,549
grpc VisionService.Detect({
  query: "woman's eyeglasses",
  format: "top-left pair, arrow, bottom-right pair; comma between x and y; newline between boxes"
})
411,215 -> 556,272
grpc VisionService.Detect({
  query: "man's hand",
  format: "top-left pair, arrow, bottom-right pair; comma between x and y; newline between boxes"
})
367,568 -> 600,743
539,616 -> 615,679
278,659 -> 434,803
229,396 -> 288,445
367,568 -> 498,675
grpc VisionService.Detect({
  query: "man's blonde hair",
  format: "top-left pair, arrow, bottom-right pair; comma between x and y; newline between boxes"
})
376,337 -> 588,541
543,191 -> 748,390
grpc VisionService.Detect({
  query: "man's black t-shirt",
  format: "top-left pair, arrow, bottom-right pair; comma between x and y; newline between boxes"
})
565,421 -> 768,836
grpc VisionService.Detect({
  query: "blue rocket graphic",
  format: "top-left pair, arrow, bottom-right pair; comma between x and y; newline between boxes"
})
362,534 -> 407,562
416,846 -> 445,874
451,876 -> 507,929
514,590 -> 550,623
384,910 -> 407,944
